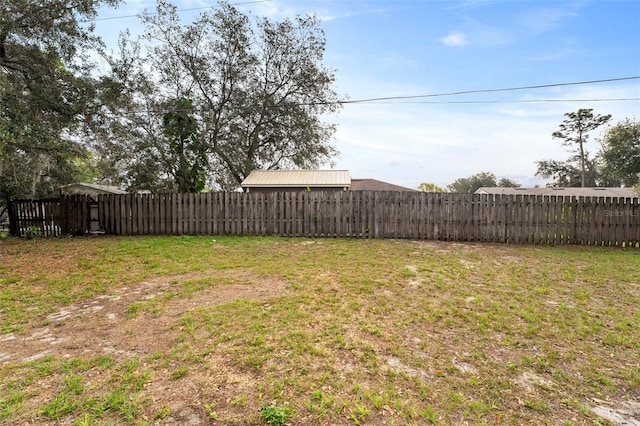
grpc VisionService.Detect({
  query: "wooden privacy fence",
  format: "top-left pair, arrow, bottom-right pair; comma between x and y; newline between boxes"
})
8,192 -> 640,245
8,196 -> 93,237
92,191 -> 640,246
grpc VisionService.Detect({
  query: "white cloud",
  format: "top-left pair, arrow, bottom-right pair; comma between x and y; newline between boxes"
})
250,2 -> 299,19
320,7 -> 389,22
441,32 -> 468,47
332,102 -> 553,188
252,2 -> 389,23
91,1 -> 639,190
329,81 -> 640,189
516,4 -> 583,34
448,0 -> 506,12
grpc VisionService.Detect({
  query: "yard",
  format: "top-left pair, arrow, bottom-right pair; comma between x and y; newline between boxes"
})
0,236 -> 638,425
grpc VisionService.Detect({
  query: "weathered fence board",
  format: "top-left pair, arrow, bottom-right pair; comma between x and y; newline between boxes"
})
9,192 -> 640,246
9,195 -> 89,237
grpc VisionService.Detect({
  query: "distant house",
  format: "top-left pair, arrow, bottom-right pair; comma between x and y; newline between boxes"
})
60,183 -> 128,196
350,178 -> 417,192
241,170 -> 416,193
475,187 -> 638,199
241,170 -> 351,193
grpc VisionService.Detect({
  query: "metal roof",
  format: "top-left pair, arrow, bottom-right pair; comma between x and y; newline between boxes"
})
61,183 -> 128,194
241,170 -> 351,187
475,187 -> 639,198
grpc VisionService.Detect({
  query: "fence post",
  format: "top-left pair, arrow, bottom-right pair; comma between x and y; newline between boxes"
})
7,198 -> 19,236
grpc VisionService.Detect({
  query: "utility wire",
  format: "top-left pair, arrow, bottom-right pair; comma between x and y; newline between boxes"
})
357,97 -> 640,105
91,77 -> 640,116
340,76 -> 640,104
99,97 -> 640,117
95,0 -> 274,21
91,8 -> 639,107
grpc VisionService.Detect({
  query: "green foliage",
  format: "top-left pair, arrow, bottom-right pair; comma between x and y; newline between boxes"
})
21,226 -> 42,240
418,182 -> 445,192
524,398 -> 550,413
0,387 -> 24,419
538,109 -> 612,187
552,109 -> 612,150
260,404 -> 292,426
162,97 -> 207,193
535,158 -> 606,187
2,0 -> 341,194
497,177 -> 521,187
105,0 -> 341,190
204,403 -> 218,419
305,390 -> 335,416
600,118 -> 640,186
0,0 -> 121,200
447,172 -> 520,193
536,113 -> 639,188
170,365 -> 189,380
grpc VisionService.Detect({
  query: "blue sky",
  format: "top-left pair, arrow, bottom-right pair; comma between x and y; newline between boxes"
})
95,0 -> 640,189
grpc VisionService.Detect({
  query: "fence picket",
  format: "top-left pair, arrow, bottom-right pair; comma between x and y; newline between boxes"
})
7,192 -> 640,247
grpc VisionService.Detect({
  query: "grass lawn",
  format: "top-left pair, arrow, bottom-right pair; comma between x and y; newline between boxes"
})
0,235 -> 638,425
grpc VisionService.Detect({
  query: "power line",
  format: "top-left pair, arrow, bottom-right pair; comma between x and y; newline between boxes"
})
340,76 -> 640,104
356,97 -> 640,105
98,97 -> 640,117
95,0 -> 274,21
89,76 -> 640,116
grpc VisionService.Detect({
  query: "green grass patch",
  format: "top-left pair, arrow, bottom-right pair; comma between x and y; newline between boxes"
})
0,236 -> 638,424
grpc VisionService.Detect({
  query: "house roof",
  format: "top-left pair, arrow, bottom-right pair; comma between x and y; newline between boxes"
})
61,183 -> 128,194
350,178 -> 417,192
241,170 -> 351,188
475,187 -> 639,198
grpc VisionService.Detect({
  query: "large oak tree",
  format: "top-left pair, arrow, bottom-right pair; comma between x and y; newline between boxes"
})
0,0 -> 120,202
106,0 -> 341,191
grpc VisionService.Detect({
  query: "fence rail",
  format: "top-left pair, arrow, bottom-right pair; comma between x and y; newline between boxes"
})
8,196 -> 92,237
8,192 -> 640,246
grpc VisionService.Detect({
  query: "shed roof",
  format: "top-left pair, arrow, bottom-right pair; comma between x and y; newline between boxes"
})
61,183 -> 128,195
241,170 -> 351,188
475,187 -> 638,198
350,178 -> 417,192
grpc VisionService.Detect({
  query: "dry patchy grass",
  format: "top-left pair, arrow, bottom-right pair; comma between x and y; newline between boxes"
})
0,236 -> 638,425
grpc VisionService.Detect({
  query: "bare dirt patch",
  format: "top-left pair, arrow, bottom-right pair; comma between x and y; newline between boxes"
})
2,238 -> 639,425
1,269 -> 291,425
0,269 -> 289,366
592,400 -> 640,426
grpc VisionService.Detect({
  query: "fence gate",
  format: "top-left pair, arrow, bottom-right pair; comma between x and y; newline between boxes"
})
8,195 -> 93,237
